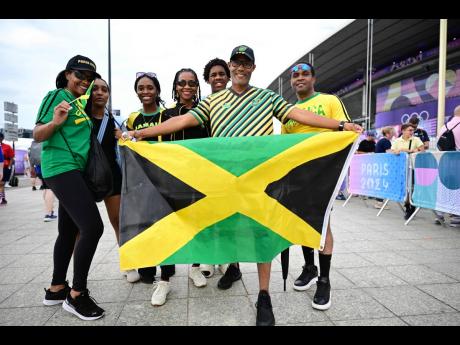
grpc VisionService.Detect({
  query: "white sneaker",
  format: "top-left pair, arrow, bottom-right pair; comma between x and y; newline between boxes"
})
199,264 -> 215,277
218,264 -> 229,275
125,269 -> 140,283
151,281 -> 170,306
189,266 -> 207,287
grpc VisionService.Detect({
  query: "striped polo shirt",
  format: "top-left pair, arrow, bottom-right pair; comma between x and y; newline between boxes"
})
189,86 -> 294,137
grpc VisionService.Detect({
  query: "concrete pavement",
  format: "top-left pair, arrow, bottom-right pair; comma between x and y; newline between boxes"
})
1,178 -> 460,326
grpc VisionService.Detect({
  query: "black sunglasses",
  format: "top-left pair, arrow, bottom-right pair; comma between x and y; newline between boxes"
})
177,80 -> 199,87
72,70 -> 95,82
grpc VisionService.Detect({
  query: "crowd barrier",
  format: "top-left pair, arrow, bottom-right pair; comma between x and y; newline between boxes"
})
343,151 -> 460,223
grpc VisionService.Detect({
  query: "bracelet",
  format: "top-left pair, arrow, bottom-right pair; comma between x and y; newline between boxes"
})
338,121 -> 346,131
121,131 -> 129,140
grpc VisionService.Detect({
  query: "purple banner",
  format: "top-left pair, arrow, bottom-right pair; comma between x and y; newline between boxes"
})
374,96 -> 460,137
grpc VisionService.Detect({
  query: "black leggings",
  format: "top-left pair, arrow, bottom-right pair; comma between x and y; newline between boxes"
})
45,170 -> 104,292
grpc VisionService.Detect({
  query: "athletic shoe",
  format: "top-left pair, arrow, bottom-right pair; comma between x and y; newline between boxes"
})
150,281 -> 170,306
312,277 -> 332,310
293,264 -> 318,291
125,269 -> 141,283
200,264 -> 215,277
189,266 -> 207,287
255,290 -> 275,326
0,198 -> 7,205
44,212 -> 57,222
43,281 -> 70,306
62,289 -> 105,320
335,193 -> 346,201
217,264 -> 242,290
32,186 -> 37,191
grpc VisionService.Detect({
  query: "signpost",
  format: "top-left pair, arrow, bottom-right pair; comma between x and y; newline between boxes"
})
3,102 -> 19,186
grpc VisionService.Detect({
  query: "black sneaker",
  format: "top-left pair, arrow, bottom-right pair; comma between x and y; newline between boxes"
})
62,289 -> 105,321
255,290 -> 275,326
312,277 -> 331,310
0,198 -> 7,205
217,264 -> 242,290
43,281 -> 71,306
32,186 -> 37,191
293,264 -> 318,291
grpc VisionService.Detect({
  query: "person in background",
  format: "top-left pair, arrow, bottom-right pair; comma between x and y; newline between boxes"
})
374,126 -> 395,209
0,148 -> 4,182
28,140 -> 42,190
84,77 -> 140,283
0,132 -> 15,205
391,123 -> 425,220
356,130 -> 376,153
408,115 -> 430,150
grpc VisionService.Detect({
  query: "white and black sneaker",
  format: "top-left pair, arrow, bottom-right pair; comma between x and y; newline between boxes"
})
312,276 -> 331,310
293,264 -> 318,291
43,281 -> 71,306
62,289 -> 105,321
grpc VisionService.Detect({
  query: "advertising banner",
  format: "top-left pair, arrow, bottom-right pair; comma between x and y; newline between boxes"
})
412,152 -> 460,215
348,153 -> 408,201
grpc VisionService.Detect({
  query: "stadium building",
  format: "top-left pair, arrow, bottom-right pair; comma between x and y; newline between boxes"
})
267,19 -> 460,140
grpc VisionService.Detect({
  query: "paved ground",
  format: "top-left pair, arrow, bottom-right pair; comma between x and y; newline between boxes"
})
1,178 -> 460,326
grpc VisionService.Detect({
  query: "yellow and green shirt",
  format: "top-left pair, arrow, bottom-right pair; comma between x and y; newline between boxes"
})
189,86 -> 294,137
126,108 -> 168,141
35,89 -> 92,178
282,92 -> 350,134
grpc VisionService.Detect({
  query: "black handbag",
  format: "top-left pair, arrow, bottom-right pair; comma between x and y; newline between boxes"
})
60,129 -> 113,202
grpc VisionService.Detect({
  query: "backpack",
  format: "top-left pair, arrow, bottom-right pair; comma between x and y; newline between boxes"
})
437,122 -> 460,151
29,141 -> 42,166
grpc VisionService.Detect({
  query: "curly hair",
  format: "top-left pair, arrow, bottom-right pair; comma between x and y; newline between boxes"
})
203,58 -> 230,82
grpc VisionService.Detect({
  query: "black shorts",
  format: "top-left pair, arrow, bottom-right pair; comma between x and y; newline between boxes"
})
2,167 -> 12,182
109,164 -> 122,197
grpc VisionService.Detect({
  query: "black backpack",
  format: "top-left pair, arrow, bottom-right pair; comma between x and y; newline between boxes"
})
437,122 -> 460,151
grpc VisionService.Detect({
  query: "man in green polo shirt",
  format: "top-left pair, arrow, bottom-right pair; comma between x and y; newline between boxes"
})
122,45 -> 362,326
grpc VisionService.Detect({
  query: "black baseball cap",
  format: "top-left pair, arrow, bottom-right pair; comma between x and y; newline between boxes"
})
230,45 -> 255,63
56,55 -> 101,88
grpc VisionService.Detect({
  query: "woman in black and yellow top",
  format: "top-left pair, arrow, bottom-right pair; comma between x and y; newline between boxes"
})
33,55 -> 105,321
123,72 -> 177,306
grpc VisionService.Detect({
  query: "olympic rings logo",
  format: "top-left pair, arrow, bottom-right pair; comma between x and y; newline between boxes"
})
401,110 -> 430,124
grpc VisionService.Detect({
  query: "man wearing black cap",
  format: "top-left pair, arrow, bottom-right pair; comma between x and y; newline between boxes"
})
121,45 -> 362,326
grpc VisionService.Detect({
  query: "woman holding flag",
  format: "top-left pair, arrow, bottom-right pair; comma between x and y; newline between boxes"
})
33,55 -> 105,321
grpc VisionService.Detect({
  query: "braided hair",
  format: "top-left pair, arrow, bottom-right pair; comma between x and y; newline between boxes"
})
171,68 -> 201,107
203,58 -> 230,82
134,74 -> 166,108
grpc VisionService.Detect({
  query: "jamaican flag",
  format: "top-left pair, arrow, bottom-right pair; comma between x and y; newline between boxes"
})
118,132 -> 358,270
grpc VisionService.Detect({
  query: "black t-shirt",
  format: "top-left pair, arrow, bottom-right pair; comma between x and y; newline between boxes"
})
357,139 -> 376,153
163,103 -> 210,140
414,128 -> 429,143
375,137 -> 392,153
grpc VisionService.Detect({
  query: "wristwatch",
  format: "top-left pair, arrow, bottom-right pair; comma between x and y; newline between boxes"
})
338,121 -> 346,131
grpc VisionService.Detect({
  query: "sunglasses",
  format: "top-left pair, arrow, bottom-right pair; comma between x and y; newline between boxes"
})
176,80 -> 199,87
291,63 -> 311,73
72,70 -> 96,82
136,72 -> 157,79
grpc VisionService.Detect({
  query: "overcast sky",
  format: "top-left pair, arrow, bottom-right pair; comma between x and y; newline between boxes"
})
0,19 -> 353,130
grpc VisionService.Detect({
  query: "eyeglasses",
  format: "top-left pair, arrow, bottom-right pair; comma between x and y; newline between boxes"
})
136,72 -> 157,79
230,60 -> 254,69
176,80 -> 199,87
291,63 -> 311,73
72,70 -> 95,82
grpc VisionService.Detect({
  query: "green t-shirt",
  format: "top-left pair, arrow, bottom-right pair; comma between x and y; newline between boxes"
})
35,89 -> 92,178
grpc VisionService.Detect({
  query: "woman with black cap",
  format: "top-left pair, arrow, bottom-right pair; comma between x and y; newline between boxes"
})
33,55 -> 105,320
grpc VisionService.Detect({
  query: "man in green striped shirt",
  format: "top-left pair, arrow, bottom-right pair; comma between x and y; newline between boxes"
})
123,45 -> 362,326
